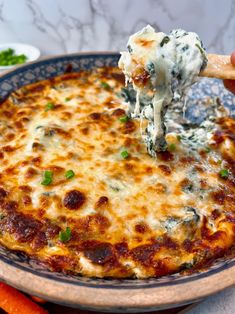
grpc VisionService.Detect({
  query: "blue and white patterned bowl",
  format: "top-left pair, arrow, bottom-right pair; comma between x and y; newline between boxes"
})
0,52 -> 234,312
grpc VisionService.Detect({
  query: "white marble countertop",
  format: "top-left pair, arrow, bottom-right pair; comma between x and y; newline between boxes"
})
188,286 -> 235,314
0,1 -> 234,313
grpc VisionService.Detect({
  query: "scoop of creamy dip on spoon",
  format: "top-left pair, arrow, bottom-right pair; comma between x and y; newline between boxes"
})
119,25 -> 208,156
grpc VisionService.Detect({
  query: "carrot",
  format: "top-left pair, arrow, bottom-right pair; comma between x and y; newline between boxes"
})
30,295 -> 47,304
0,282 -> 48,314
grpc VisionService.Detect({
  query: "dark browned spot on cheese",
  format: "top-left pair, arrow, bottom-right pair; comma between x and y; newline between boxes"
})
0,187 -> 8,199
183,239 -> 194,252
95,196 -> 109,209
2,145 -> 15,152
89,112 -> 102,120
32,231 -> 47,250
135,222 -> 149,234
19,185 -> 32,193
111,73 -> 125,85
26,83 -> 45,94
115,242 -> 129,257
122,120 -> 136,134
158,164 -> 171,175
22,195 -> 32,206
2,212 -> 42,243
25,167 -> 38,179
31,156 -> 41,165
131,243 -> 159,265
212,130 -> 225,145
1,200 -> 18,213
158,151 -> 174,162
80,127 -> 89,135
47,255 -> 76,272
155,183 -> 167,194
179,178 -> 193,192
179,156 -> 195,164
112,108 -> 126,117
44,221 -> 61,239
63,190 -> 86,210
32,142 -> 44,151
211,189 -> 226,205
83,242 -> 114,265
162,236 -> 178,250
3,110 -> 13,118
210,209 -> 221,220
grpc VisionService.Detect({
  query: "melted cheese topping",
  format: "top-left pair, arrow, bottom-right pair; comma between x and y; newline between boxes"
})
119,25 -> 207,156
0,67 -> 234,278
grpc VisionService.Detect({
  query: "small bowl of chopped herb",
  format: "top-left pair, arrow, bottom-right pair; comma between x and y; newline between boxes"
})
0,43 -> 40,71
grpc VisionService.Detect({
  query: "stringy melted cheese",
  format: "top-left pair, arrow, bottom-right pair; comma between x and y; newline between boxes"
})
0,67 -> 234,278
119,25 -> 207,156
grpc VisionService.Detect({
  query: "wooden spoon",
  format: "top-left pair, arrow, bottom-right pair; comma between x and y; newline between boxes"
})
200,54 -> 235,80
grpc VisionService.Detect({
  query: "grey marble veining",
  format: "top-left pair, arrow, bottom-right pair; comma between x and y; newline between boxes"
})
0,0 -> 234,55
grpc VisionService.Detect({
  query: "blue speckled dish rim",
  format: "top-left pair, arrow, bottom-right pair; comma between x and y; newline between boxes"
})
0,52 -> 234,290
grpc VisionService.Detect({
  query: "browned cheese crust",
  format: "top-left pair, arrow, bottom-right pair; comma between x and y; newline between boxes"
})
0,67 -> 234,278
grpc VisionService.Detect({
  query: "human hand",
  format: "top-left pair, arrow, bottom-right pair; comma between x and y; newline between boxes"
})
223,52 -> 235,94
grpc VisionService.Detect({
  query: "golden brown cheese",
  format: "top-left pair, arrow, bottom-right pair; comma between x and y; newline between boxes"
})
0,67 -> 235,278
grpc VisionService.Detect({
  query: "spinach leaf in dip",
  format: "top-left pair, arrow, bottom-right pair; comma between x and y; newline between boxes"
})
119,25 -> 207,156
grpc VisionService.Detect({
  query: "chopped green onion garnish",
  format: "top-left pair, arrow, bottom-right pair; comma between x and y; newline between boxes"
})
176,135 -> 181,141
65,169 -> 75,179
219,169 -> 229,179
41,170 -> 53,186
45,102 -> 55,111
121,150 -> 129,159
59,227 -> 71,243
64,97 -> 70,102
168,143 -> 176,151
119,115 -> 129,123
205,147 -> 211,153
100,82 -> 110,90
0,48 -> 27,66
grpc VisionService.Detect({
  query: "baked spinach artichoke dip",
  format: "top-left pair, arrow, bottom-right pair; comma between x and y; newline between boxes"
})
0,25 -> 234,279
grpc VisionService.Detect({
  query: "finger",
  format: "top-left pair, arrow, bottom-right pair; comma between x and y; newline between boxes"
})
224,79 -> 235,94
230,52 -> 235,66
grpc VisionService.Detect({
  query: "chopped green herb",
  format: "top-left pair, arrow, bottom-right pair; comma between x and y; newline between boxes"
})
41,170 -> 53,186
65,169 -> 75,179
110,185 -> 120,192
64,97 -> 70,102
176,135 -> 181,141
181,262 -> 194,270
160,36 -> 170,47
205,147 -> 211,153
219,169 -> 229,179
217,159 -> 222,165
0,214 -> 5,220
119,115 -> 129,123
59,227 -> 71,243
121,150 -> 129,159
0,48 -> 27,66
195,43 -> 205,56
100,82 -> 111,90
45,102 -> 55,112
35,125 -> 43,130
168,143 -> 176,151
